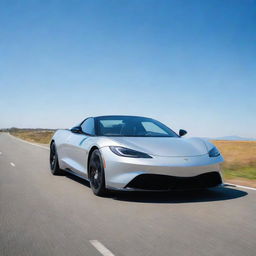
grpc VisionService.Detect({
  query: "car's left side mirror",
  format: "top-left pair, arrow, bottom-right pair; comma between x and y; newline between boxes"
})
179,129 -> 187,137
71,126 -> 82,134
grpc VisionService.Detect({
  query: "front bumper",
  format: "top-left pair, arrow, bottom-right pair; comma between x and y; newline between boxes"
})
100,147 -> 224,191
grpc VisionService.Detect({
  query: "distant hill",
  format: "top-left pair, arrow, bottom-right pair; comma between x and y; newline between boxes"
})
212,136 -> 256,141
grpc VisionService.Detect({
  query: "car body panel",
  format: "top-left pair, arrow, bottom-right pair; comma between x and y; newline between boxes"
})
100,146 -> 223,189
102,137 -> 209,156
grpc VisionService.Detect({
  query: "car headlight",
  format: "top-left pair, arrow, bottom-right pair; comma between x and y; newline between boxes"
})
208,147 -> 220,157
109,146 -> 152,158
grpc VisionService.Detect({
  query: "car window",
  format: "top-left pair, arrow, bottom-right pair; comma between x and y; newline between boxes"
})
100,120 -> 124,128
141,121 -> 169,135
81,118 -> 95,135
95,116 -> 178,137
98,120 -> 124,135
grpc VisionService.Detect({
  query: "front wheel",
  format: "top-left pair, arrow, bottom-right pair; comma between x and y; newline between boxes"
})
50,142 -> 63,175
89,149 -> 107,196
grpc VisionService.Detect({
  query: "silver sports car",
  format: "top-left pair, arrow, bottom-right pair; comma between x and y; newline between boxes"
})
50,115 -> 224,196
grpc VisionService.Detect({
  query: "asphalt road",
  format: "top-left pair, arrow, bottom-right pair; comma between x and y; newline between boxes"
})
0,132 -> 256,256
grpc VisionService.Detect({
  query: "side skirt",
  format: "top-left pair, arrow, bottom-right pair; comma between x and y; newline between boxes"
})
65,168 -> 90,182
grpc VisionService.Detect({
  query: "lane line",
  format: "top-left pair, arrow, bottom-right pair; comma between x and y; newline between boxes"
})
226,183 -> 256,191
8,133 -> 49,150
10,162 -> 15,167
90,240 -> 115,256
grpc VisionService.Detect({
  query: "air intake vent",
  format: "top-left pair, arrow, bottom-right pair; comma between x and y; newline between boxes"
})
125,172 -> 222,190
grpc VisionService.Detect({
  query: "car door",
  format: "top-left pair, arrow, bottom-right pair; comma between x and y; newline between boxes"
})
66,118 -> 95,177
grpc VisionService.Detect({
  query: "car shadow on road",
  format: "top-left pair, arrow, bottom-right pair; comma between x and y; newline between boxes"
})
64,173 -> 247,204
111,186 -> 248,204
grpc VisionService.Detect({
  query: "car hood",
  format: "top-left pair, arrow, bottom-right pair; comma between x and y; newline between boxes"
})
106,137 -> 209,157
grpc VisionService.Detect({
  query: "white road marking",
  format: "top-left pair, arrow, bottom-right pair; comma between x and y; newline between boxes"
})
0,152 -> 2,155
8,133 -> 49,150
226,183 -> 256,191
90,240 -> 115,256
10,162 -> 15,167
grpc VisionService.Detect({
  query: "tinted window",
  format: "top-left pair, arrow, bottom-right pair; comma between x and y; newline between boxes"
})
95,116 -> 178,137
141,121 -> 169,135
81,118 -> 95,135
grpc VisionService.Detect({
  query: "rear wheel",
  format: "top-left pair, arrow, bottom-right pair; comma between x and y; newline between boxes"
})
89,149 -> 106,196
50,142 -> 63,175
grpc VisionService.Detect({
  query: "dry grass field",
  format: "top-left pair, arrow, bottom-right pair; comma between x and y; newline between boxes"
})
7,129 -> 256,187
9,129 -> 55,144
213,140 -> 256,187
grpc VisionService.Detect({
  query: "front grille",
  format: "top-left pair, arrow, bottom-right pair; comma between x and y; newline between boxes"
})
125,172 -> 222,190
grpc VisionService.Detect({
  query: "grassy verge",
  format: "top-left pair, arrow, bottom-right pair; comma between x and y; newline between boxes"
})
222,166 -> 256,180
213,140 -> 256,185
9,129 -> 55,144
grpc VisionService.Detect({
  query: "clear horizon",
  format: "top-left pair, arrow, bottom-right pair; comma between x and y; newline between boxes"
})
0,0 -> 255,138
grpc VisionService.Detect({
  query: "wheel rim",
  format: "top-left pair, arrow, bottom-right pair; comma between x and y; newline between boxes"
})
90,154 -> 102,189
50,144 -> 56,169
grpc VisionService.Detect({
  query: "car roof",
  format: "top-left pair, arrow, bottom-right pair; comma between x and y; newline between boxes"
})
94,115 -> 151,119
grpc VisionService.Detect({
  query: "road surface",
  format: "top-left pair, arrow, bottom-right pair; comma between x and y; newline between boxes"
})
0,133 -> 256,256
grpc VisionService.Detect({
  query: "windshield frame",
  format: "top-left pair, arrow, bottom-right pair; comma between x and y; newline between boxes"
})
94,116 -> 179,137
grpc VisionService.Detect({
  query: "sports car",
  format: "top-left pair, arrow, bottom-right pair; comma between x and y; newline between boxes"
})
50,115 -> 224,196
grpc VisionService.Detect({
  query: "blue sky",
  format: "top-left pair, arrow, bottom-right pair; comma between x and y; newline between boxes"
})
0,0 -> 255,138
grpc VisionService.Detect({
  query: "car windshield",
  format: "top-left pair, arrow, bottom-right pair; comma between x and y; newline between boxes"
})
95,116 -> 178,137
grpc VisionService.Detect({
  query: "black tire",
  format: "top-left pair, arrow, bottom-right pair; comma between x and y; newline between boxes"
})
88,149 -> 106,196
50,142 -> 63,175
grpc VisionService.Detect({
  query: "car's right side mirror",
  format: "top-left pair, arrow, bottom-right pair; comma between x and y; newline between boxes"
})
71,126 -> 82,134
179,129 -> 187,137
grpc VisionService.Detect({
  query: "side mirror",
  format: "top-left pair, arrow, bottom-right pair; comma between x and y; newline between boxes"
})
179,129 -> 187,137
71,126 -> 82,134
